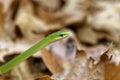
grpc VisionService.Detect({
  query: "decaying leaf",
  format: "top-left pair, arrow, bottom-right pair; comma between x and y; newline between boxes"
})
41,48 -> 64,74
51,45 -> 111,80
41,31 -> 77,74
54,0 -> 89,25
105,63 -> 120,80
15,0 -> 47,39
0,0 -> 120,80
0,2 -> 5,36
0,60 -> 33,80
32,0 -> 62,12
108,48 -> 120,65
35,75 -> 52,80
77,26 -> 98,45
88,1 -> 120,44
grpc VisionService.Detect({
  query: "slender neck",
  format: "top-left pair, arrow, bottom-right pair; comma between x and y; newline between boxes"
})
0,37 -> 50,74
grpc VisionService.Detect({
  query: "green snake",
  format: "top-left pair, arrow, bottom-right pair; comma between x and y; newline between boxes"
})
0,30 -> 70,74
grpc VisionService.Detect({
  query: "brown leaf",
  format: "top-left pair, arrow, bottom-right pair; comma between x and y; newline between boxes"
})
0,2 -> 5,36
88,1 -> 120,44
65,50 -> 107,80
108,48 -> 120,65
15,0 -> 47,39
77,26 -> 98,45
35,75 -> 53,80
1,0 -> 120,80
33,0 -> 61,12
41,48 -> 64,74
105,63 -> 120,80
64,50 -> 89,80
52,44 -> 112,80
0,60 -> 33,80
54,0 -> 89,25
85,45 -> 110,64
41,31 -> 77,74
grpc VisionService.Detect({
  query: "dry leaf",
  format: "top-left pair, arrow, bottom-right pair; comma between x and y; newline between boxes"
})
41,48 -> 64,74
85,45 -> 109,64
0,2 -> 5,36
105,63 -> 120,80
54,0 -> 89,25
108,48 -> 120,65
35,75 -> 53,80
15,0 -> 47,39
88,1 -> 120,44
0,60 -> 33,80
52,44 -> 111,80
41,31 -> 77,74
77,26 -> 98,45
32,0 -> 61,12
0,0 -> 120,80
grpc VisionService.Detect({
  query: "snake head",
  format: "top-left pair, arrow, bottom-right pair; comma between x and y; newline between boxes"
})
48,30 -> 71,41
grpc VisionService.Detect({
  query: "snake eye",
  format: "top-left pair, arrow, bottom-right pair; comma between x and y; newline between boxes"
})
60,33 -> 64,37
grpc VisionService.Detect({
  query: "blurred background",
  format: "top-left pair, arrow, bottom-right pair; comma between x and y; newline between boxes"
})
0,0 -> 120,80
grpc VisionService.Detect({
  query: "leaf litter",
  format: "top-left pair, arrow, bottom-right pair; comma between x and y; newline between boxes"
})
0,0 -> 120,80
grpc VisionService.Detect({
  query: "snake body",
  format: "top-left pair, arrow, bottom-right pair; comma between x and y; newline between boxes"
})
0,30 -> 70,74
